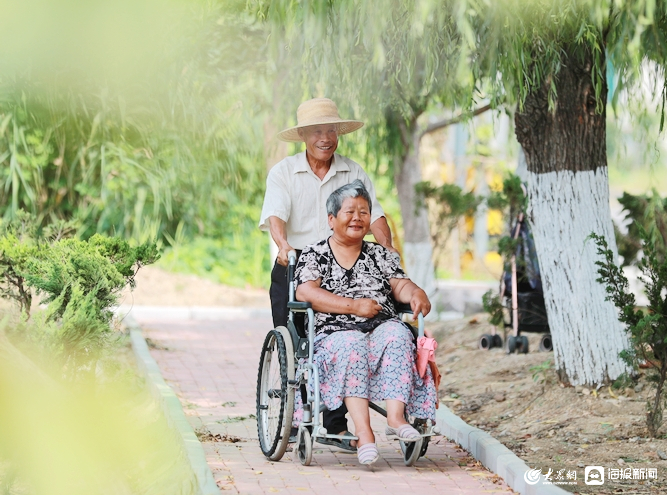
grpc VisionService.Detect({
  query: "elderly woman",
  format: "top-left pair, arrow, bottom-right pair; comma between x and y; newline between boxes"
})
294,180 -> 437,466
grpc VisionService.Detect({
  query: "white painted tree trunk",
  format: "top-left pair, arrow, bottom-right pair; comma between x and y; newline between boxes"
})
526,168 -> 629,385
403,241 -> 436,298
395,122 -> 437,299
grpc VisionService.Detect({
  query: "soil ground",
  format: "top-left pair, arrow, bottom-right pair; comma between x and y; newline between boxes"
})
126,267 -> 667,494
431,317 -> 667,494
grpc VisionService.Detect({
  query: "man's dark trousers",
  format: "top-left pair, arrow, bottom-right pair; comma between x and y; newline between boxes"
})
270,255 -> 349,435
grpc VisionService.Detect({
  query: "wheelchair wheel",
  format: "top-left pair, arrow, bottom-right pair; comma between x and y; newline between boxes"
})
401,437 -> 424,466
419,434 -> 430,457
256,327 -> 295,461
296,427 -> 312,466
400,418 -> 426,466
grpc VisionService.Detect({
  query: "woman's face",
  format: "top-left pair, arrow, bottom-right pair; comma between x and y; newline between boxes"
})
329,196 -> 371,242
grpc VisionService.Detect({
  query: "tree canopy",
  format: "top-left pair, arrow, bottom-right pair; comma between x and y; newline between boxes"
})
250,0 -> 667,128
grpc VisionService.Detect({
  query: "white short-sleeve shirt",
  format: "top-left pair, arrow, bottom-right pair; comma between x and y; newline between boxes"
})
259,152 -> 385,250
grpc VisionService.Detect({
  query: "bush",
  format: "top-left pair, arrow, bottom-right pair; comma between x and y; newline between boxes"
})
592,229 -> 667,437
0,212 -> 159,373
482,289 -> 505,327
482,173 -> 528,326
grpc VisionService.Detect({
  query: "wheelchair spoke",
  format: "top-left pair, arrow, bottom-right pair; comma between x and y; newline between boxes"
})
267,389 -> 283,399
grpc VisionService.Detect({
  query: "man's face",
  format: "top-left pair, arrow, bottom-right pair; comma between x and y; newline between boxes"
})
299,124 -> 338,163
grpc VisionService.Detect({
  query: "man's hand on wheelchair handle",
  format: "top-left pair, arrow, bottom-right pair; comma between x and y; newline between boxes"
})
410,289 -> 431,318
353,298 -> 382,318
277,244 -> 296,266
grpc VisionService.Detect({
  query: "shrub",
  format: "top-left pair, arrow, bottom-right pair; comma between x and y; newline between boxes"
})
0,210 -> 41,313
482,289 -> 505,327
482,173 -> 529,328
592,229 -> 667,437
0,212 -> 159,373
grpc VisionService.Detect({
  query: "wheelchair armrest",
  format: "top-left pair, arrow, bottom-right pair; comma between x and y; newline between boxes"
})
396,302 -> 413,314
287,301 -> 312,310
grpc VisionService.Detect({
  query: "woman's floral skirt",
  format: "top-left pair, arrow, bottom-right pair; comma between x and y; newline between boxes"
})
292,319 -> 436,426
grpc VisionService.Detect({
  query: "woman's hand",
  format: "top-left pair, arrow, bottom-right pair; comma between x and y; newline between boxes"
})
390,279 -> 431,317
409,289 -> 431,317
353,298 -> 382,318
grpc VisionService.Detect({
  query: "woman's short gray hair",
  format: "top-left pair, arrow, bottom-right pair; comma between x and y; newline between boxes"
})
326,179 -> 372,217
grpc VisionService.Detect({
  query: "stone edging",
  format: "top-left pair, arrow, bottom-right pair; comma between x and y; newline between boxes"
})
437,407 -> 568,495
125,314 -> 220,495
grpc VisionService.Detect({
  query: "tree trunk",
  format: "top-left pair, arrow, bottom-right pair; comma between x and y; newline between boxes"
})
395,118 -> 436,297
515,46 -> 629,386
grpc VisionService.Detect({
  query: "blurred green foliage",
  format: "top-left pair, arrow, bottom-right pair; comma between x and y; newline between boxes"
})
0,212 -> 158,374
0,318 -> 197,495
487,174 -> 527,226
415,181 -> 480,272
615,190 -> 667,266
482,289 -> 505,327
159,204 -> 270,288
0,0 -> 271,288
481,173 -> 527,326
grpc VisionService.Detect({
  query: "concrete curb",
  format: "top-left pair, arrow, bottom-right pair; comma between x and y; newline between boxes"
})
125,314 -> 220,495
437,406 -> 569,495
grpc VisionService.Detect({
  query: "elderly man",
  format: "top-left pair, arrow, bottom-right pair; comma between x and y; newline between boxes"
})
259,97 -> 395,451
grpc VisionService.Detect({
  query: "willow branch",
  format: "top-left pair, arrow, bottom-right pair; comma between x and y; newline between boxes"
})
419,104 -> 493,139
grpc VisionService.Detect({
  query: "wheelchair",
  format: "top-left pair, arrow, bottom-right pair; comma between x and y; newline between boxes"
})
256,251 -> 440,466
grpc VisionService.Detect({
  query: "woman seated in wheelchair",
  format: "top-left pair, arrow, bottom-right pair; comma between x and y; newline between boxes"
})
294,179 -> 436,465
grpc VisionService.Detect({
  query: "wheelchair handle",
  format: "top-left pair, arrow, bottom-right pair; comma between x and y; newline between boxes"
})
288,250 -> 297,302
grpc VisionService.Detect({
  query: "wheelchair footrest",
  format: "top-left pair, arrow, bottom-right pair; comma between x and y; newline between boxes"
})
315,433 -> 359,441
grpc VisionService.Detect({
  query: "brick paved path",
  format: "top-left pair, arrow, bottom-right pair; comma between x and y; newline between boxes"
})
140,317 -> 515,495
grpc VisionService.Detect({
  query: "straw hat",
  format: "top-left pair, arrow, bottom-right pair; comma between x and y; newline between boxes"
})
277,98 -> 364,142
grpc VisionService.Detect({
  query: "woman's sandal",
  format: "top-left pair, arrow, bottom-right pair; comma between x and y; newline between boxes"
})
357,443 -> 380,465
316,431 -> 358,452
385,424 -> 421,442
